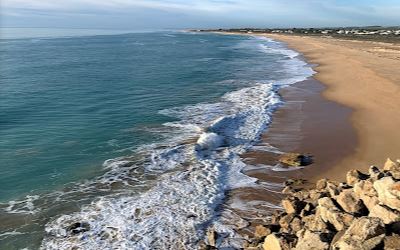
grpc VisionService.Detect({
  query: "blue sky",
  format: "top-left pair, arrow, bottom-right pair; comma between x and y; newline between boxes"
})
1,0 -> 399,29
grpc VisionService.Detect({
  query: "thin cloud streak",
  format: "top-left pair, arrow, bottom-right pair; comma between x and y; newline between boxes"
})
1,0 -> 399,28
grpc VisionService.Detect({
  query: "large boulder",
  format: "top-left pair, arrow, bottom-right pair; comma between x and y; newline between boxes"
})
369,204 -> 400,225
316,197 -> 354,231
333,217 -> 385,250
374,177 -> 400,212
354,179 -> 380,211
279,153 -> 312,167
346,169 -> 369,186
294,230 -> 330,250
335,189 -> 366,215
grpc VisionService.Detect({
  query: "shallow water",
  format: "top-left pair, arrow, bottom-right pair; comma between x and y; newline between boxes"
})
0,30 -> 313,249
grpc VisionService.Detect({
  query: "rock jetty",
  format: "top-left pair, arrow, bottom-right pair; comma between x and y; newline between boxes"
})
242,158 -> 400,250
201,159 -> 400,250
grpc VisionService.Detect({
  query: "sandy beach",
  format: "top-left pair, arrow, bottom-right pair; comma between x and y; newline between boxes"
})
259,34 -> 400,181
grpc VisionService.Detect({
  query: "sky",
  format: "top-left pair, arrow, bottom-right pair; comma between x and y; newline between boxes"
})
1,0 -> 400,29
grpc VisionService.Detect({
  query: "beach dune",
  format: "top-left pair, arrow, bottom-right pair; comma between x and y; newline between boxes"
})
267,34 -> 400,180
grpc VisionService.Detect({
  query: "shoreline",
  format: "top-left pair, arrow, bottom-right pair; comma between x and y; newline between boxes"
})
264,34 -> 400,181
226,78 -> 356,239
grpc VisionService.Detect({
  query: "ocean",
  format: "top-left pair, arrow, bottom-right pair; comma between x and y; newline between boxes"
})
0,29 -> 313,249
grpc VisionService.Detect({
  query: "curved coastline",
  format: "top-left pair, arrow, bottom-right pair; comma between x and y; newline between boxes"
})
264,34 -> 400,181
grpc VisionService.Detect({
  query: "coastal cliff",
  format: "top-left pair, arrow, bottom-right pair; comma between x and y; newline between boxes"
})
205,158 -> 400,249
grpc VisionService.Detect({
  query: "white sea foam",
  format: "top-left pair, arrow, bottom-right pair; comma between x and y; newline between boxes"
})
41,35 -> 314,249
196,132 -> 224,150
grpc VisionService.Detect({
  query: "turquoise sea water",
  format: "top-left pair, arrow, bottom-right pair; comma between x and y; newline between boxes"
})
0,29 -> 313,249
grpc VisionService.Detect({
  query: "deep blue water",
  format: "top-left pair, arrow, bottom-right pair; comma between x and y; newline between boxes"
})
0,29 -> 313,249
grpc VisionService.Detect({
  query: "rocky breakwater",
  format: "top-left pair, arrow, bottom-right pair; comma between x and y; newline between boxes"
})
242,158 -> 400,250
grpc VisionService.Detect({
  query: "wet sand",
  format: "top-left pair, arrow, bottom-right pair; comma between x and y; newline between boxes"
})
264,34 -> 400,181
226,78 -> 357,236
243,78 -> 357,181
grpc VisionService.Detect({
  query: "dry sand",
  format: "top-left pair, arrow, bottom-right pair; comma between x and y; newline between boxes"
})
265,34 -> 400,180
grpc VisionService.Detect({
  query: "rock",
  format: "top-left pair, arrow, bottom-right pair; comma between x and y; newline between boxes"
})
281,198 -> 305,214
278,214 -> 295,231
262,233 -> 290,250
207,228 -> 218,247
369,204 -> 400,224
369,166 -> 384,180
300,203 -> 314,217
384,235 -> 400,250
279,153 -> 312,167
330,230 -> 346,247
335,189 -> 367,215
255,225 -> 272,239
316,197 -> 354,231
316,179 -> 328,190
384,158 -> 400,179
290,217 -> 302,232
326,181 -> 342,197
100,227 -> 120,241
333,217 -> 385,250
281,199 -> 296,214
309,189 -> 327,201
281,186 -> 293,195
66,222 -> 90,235
374,177 -> 400,212
346,169 -> 369,186
354,179 -> 380,211
294,230 -> 330,250
302,214 -> 327,232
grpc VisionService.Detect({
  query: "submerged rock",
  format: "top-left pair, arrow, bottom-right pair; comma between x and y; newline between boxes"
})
66,222 -> 90,235
279,153 -> 312,167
